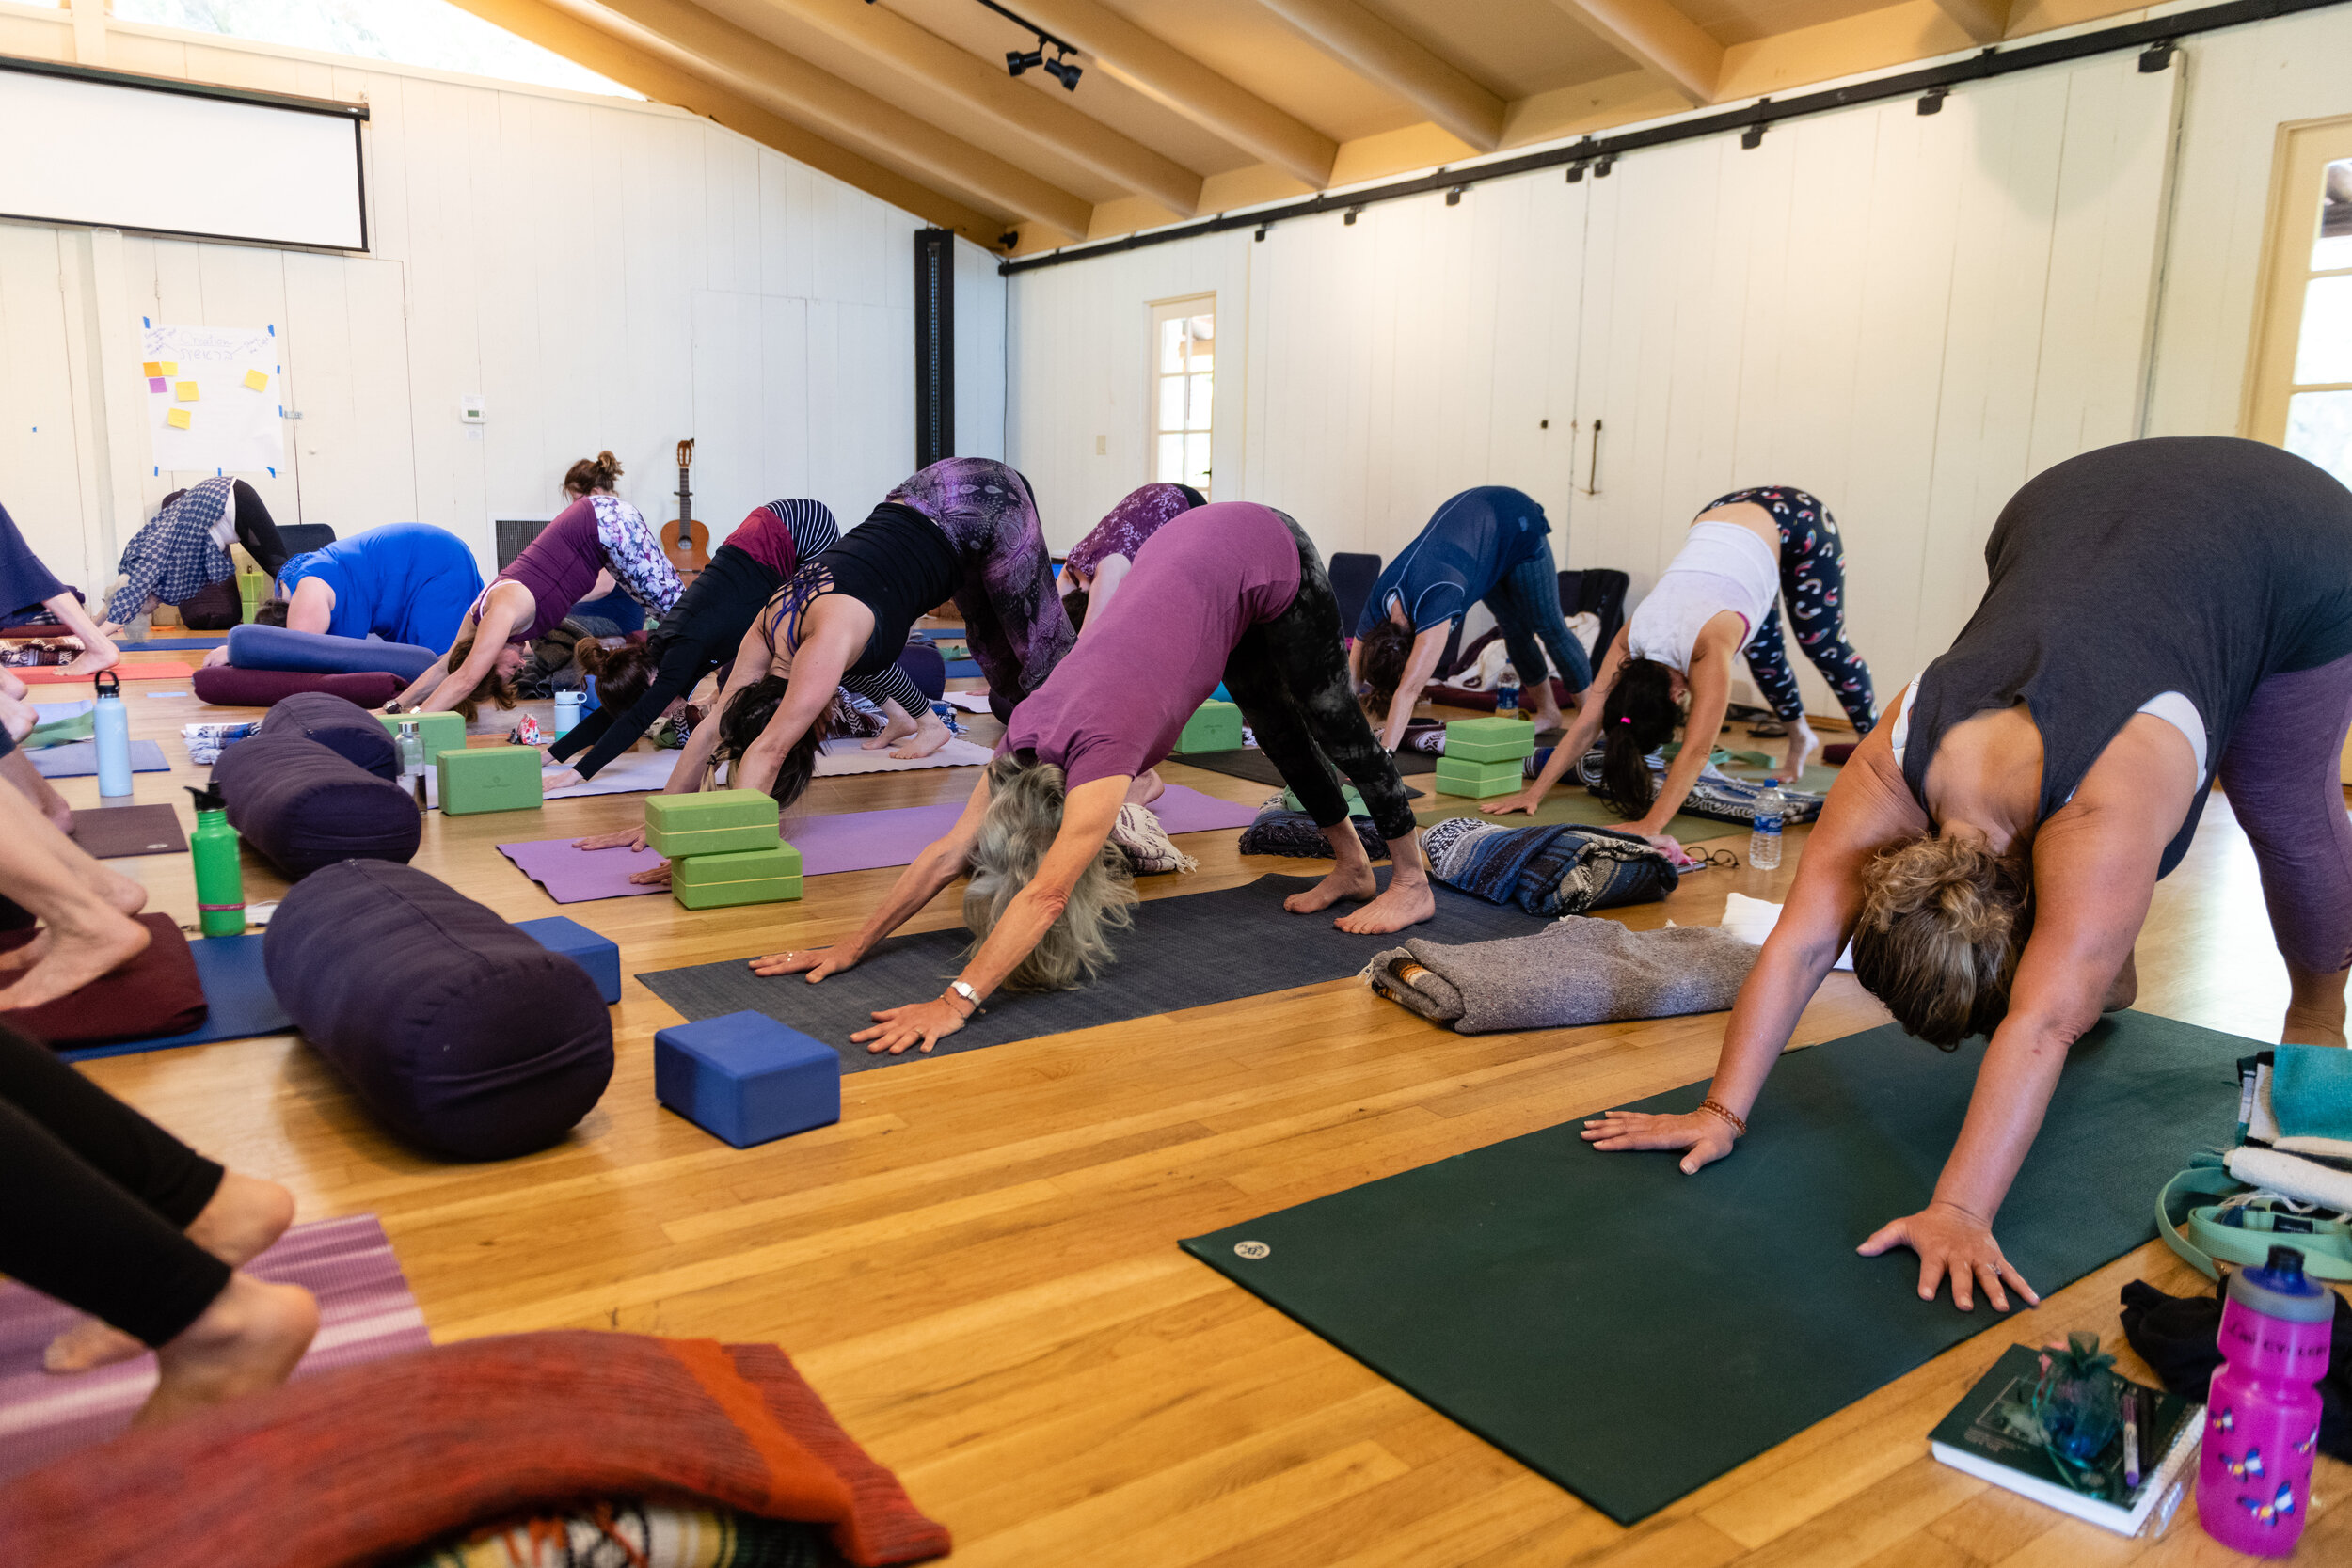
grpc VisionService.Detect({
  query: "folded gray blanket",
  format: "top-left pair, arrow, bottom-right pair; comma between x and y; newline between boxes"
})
1362,917 -> 1759,1034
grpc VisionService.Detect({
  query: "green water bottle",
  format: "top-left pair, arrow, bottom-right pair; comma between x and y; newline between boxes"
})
184,784 -> 246,937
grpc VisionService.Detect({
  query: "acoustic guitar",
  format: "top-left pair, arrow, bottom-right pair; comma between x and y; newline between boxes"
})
662,439 -> 710,583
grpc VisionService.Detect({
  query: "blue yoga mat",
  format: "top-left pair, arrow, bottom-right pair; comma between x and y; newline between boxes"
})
112,635 -> 229,651
944,658 -> 981,679
29,739 -> 169,778
59,934 -> 292,1062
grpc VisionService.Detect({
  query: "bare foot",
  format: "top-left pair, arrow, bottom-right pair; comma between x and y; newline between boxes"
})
1125,768 -> 1166,808
93,863 -> 148,917
1284,862 -> 1379,915
887,713 -> 953,761
133,1275 -> 318,1428
2283,1006 -> 2348,1048
0,931 -> 47,976
1333,877 -> 1438,934
47,1173 -> 295,1374
0,908 -> 150,1011
60,647 -> 120,678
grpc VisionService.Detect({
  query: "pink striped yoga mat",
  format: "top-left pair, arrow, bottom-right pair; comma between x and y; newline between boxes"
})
499,783 -> 1263,905
0,1212 -> 429,1482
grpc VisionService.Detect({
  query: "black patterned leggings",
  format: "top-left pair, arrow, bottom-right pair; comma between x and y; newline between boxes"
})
1706,486 -> 1876,733
1222,513 -> 1419,843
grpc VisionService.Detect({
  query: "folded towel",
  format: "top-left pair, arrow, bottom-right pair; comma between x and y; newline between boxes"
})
1110,801 -> 1197,876
2228,1145 -> 2352,1213
2273,1044 -> 2352,1142
1364,916 -> 1757,1034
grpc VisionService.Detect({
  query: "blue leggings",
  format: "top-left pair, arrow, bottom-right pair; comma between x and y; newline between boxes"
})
1482,541 -> 1594,695
1707,486 -> 1876,732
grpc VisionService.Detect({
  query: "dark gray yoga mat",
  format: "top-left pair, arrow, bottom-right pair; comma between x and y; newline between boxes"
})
637,872 -> 1543,1069
1171,747 -> 1431,792
1182,1009 -> 2248,1524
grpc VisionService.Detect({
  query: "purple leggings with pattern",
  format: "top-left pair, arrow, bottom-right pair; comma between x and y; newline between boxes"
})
2217,648 -> 2352,976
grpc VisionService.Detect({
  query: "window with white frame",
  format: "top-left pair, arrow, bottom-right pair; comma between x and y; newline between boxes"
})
1150,298 -> 1214,497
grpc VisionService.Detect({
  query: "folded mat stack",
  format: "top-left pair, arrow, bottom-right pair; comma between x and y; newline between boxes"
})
265,860 -> 612,1160
646,789 -> 802,910
1437,716 -> 1536,799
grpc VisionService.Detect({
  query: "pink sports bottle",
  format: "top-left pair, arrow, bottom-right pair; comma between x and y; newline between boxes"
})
2197,1244 -> 2333,1555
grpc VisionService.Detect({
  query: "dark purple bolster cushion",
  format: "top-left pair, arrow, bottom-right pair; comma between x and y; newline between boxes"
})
896,641 -> 946,701
193,666 -> 403,709
264,861 -> 613,1161
256,690 -> 397,779
211,732 -> 421,880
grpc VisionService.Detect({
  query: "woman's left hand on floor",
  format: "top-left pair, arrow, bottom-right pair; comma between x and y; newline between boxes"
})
749,945 -> 854,980
850,997 -> 967,1055
540,768 -> 582,790
1856,1201 -> 2041,1311
1640,832 -> 1689,863
626,859 -> 673,887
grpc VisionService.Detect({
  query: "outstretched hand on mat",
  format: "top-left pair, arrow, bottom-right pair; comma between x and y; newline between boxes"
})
573,825 -> 647,853
750,946 -> 856,982
1857,1201 -> 2040,1312
1580,1109 -> 1735,1174
850,997 -> 965,1055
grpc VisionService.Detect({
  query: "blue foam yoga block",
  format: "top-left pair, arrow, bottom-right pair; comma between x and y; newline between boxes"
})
654,1010 -> 840,1148
517,915 -> 620,1005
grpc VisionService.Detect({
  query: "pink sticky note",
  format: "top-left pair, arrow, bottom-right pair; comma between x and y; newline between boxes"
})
148,377 -> 167,393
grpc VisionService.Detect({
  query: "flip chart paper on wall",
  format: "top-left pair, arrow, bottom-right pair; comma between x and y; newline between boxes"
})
142,325 -> 281,472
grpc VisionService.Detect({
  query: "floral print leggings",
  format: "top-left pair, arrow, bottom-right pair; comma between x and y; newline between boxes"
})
1706,485 -> 1876,733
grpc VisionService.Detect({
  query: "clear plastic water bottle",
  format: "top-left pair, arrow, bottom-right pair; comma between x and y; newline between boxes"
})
1493,665 -> 1520,717
1749,786 -> 1787,871
397,720 -> 428,807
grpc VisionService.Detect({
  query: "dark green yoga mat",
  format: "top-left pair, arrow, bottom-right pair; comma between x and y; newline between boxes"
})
637,871 -> 1547,1069
1182,1009 -> 2247,1524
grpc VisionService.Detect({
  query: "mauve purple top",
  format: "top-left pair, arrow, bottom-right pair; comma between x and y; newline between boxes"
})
491,497 -> 603,643
1006,501 -> 1299,788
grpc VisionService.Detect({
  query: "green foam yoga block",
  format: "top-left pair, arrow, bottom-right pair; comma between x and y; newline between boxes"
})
437,744 -> 544,815
1282,784 -> 1369,816
672,844 -> 804,910
1435,756 -> 1526,798
1173,700 -> 1244,754
644,788 -> 781,858
1443,716 -> 1537,763
380,710 -> 467,768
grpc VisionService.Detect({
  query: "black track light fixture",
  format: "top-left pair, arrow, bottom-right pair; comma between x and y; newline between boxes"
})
973,2 -> 1087,92
1343,204 -> 1363,225
1917,86 -> 1947,115
1042,51 -> 1083,89
1006,45 -> 1042,74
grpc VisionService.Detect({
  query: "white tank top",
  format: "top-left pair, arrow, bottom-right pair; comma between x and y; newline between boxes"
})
1625,521 -> 1780,673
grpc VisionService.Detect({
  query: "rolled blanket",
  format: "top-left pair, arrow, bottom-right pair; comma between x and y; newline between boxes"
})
1422,816 -> 1677,916
1363,917 -> 1758,1034
1571,748 -> 1826,825
1110,801 -> 1198,875
1237,793 -> 1386,862
2227,1145 -> 2352,1213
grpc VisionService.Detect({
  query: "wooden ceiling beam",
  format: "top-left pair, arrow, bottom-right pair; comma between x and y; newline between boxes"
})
1012,0 -> 1338,188
1255,0 -> 1504,151
532,0 -> 1094,237
760,0 -> 1201,215
1928,0 -> 2011,43
1544,0 -> 1723,105
442,0 -> 1001,239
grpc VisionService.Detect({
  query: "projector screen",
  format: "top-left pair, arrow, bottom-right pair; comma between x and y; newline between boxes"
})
0,62 -> 365,250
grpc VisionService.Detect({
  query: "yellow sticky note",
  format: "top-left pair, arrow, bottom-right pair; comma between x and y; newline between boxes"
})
166,408 -> 191,430
159,361 -> 177,375
175,381 -> 199,402
141,360 -> 163,378
243,368 -> 268,391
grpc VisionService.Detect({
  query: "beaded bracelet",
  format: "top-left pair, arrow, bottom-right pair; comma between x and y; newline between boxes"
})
1696,1098 -> 1749,1138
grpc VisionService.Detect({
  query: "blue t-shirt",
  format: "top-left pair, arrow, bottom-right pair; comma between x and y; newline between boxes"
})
1357,486 -> 1552,636
278,522 -> 485,650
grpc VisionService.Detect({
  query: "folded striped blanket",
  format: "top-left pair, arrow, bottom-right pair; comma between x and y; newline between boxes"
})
1422,816 -> 1677,917
1571,749 -> 1826,825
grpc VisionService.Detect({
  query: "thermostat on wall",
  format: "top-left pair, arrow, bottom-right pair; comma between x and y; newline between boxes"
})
458,394 -> 486,424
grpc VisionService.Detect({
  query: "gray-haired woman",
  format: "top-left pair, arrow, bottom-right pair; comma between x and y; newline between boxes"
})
750,500 -> 1434,1055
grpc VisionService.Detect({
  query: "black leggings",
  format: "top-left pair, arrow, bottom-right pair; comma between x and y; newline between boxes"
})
0,1024 -> 231,1346
1706,485 -> 1876,732
231,481 -> 290,580
1222,513 -> 1418,844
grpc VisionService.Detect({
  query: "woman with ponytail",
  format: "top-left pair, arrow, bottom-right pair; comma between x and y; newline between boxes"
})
1486,484 -> 1877,848
748,501 -> 1433,1057
393,451 -> 680,717
1580,438 -> 2352,1313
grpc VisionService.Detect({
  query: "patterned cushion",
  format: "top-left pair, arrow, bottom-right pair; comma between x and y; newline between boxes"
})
211,732 -> 420,879
265,861 -> 613,1161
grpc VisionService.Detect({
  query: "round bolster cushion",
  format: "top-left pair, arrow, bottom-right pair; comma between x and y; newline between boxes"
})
256,690 -> 397,779
212,732 -> 421,880
265,861 -> 613,1160
192,667 -> 402,709
226,623 -> 438,681
896,641 -> 946,701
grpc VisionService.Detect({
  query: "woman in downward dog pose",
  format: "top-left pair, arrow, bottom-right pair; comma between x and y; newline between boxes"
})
392,452 -> 680,718
749,500 -> 1434,1057
1486,485 -> 1877,847
1060,483 -> 1205,632
1583,438 -> 2352,1311
698,458 -> 1071,810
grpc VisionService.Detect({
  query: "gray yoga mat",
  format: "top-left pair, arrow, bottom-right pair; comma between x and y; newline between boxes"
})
1171,747 -> 1431,793
1182,1008 -> 2249,1525
636,871 -> 1546,1069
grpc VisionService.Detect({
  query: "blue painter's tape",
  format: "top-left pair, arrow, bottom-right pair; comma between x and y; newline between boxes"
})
267,324 -> 275,335
142,315 -> 151,327
267,467 -> 277,477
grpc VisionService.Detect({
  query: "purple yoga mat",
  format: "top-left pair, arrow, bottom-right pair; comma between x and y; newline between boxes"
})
0,1212 -> 430,1482
498,783 -> 1263,905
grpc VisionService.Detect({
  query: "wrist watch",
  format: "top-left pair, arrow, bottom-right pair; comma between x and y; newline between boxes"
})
946,979 -> 981,1015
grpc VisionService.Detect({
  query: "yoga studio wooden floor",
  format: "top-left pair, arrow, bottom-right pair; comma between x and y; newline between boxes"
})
72,648 -> 2350,1566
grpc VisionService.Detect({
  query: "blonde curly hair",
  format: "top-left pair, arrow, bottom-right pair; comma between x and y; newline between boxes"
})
962,754 -> 1137,992
1850,832 -> 2030,1049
